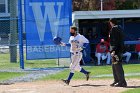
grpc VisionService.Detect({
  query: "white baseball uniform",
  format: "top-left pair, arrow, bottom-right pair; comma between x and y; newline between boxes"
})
69,33 -> 89,73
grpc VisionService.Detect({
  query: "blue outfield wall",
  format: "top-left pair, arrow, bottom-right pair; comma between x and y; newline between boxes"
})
24,0 -> 72,59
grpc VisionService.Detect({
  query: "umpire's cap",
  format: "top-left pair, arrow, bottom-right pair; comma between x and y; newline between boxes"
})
109,18 -> 118,25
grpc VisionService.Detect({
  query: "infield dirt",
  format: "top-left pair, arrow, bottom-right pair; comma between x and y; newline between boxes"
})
0,79 -> 140,93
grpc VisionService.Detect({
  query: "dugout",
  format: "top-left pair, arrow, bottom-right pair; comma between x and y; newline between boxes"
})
72,10 -> 140,63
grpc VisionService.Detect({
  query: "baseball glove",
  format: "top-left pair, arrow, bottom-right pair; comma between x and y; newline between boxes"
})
111,51 -> 119,63
112,55 -> 119,62
53,37 -> 62,45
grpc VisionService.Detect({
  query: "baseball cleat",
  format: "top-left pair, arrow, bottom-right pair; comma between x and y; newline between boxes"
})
114,82 -> 127,87
62,79 -> 70,85
110,82 -> 118,86
86,72 -> 91,81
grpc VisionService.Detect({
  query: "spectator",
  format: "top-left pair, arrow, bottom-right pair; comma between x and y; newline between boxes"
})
87,29 -> 93,40
136,38 -> 140,59
95,39 -> 111,65
122,45 -> 132,63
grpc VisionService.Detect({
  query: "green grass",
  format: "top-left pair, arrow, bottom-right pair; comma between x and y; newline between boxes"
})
24,59 -> 57,68
42,65 -> 112,80
0,53 -> 59,81
0,72 -> 25,81
43,64 -> 140,80
1,53 -> 140,81
0,53 -> 57,69
123,64 -> 140,73
122,88 -> 140,93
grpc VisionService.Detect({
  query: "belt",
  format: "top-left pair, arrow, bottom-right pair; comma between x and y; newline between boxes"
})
71,52 -> 81,55
112,61 -> 118,64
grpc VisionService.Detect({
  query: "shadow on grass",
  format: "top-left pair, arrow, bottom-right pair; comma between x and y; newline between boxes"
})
72,84 -> 106,87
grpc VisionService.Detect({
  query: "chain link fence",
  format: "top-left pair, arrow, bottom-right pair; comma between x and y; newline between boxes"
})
0,0 -> 71,71
0,0 -> 18,71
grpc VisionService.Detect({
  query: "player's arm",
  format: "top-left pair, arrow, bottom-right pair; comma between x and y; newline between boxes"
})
81,35 -> 89,48
53,36 -> 71,47
81,35 -> 89,43
60,43 -> 71,47
60,37 -> 71,47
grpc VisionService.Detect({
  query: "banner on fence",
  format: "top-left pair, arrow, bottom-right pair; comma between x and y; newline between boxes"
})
24,0 -> 72,59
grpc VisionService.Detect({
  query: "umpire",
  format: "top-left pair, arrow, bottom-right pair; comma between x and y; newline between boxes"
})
109,18 -> 127,87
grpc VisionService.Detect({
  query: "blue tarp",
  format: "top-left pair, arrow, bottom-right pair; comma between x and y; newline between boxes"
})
24,0 -> 72,59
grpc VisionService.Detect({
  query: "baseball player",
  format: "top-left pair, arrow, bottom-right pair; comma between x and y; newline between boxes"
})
61,26 -> 91,85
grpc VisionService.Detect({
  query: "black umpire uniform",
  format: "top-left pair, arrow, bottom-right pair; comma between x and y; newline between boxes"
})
109,18 -> 127,87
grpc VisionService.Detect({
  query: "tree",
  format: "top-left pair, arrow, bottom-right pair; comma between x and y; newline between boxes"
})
72,0 -> 140,11
72,0 -> 96,11
133,0 -> 140,9
115,0 -> 140,10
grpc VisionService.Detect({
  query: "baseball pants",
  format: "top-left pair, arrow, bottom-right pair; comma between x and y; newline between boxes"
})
70,52 -> 82,73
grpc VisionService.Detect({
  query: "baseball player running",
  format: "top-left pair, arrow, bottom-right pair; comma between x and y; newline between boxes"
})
61,26 -> 91,85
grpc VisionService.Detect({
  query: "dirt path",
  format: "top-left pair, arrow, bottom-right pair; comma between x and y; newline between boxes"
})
0,79 -> 140,93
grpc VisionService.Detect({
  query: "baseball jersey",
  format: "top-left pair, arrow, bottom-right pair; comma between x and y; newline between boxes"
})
69,33 -> 89,53
96,44 -> 107,53
96,42 -> 110,53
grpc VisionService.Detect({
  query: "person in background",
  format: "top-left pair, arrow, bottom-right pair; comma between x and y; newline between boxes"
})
136,38 -> 140,59
95,39 -> 111,65
122,45 -> 132,63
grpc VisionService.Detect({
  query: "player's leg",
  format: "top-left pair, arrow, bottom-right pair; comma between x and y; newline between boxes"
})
80,68 -> 91,81
113,53 -> 127,87
74,52 -> 88,74
96,53 -> 101,65
67,55 -> 77,81
123,52 -> 131,63
75,52 -> 91,81
114,63 -> 127,87
62,53 -> 76,85
106,52 -> 111,65
125,52 -> 131,63
110,64 -> 119,86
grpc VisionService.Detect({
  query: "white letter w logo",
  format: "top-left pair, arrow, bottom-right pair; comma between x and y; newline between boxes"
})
29,2 -> 63,42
